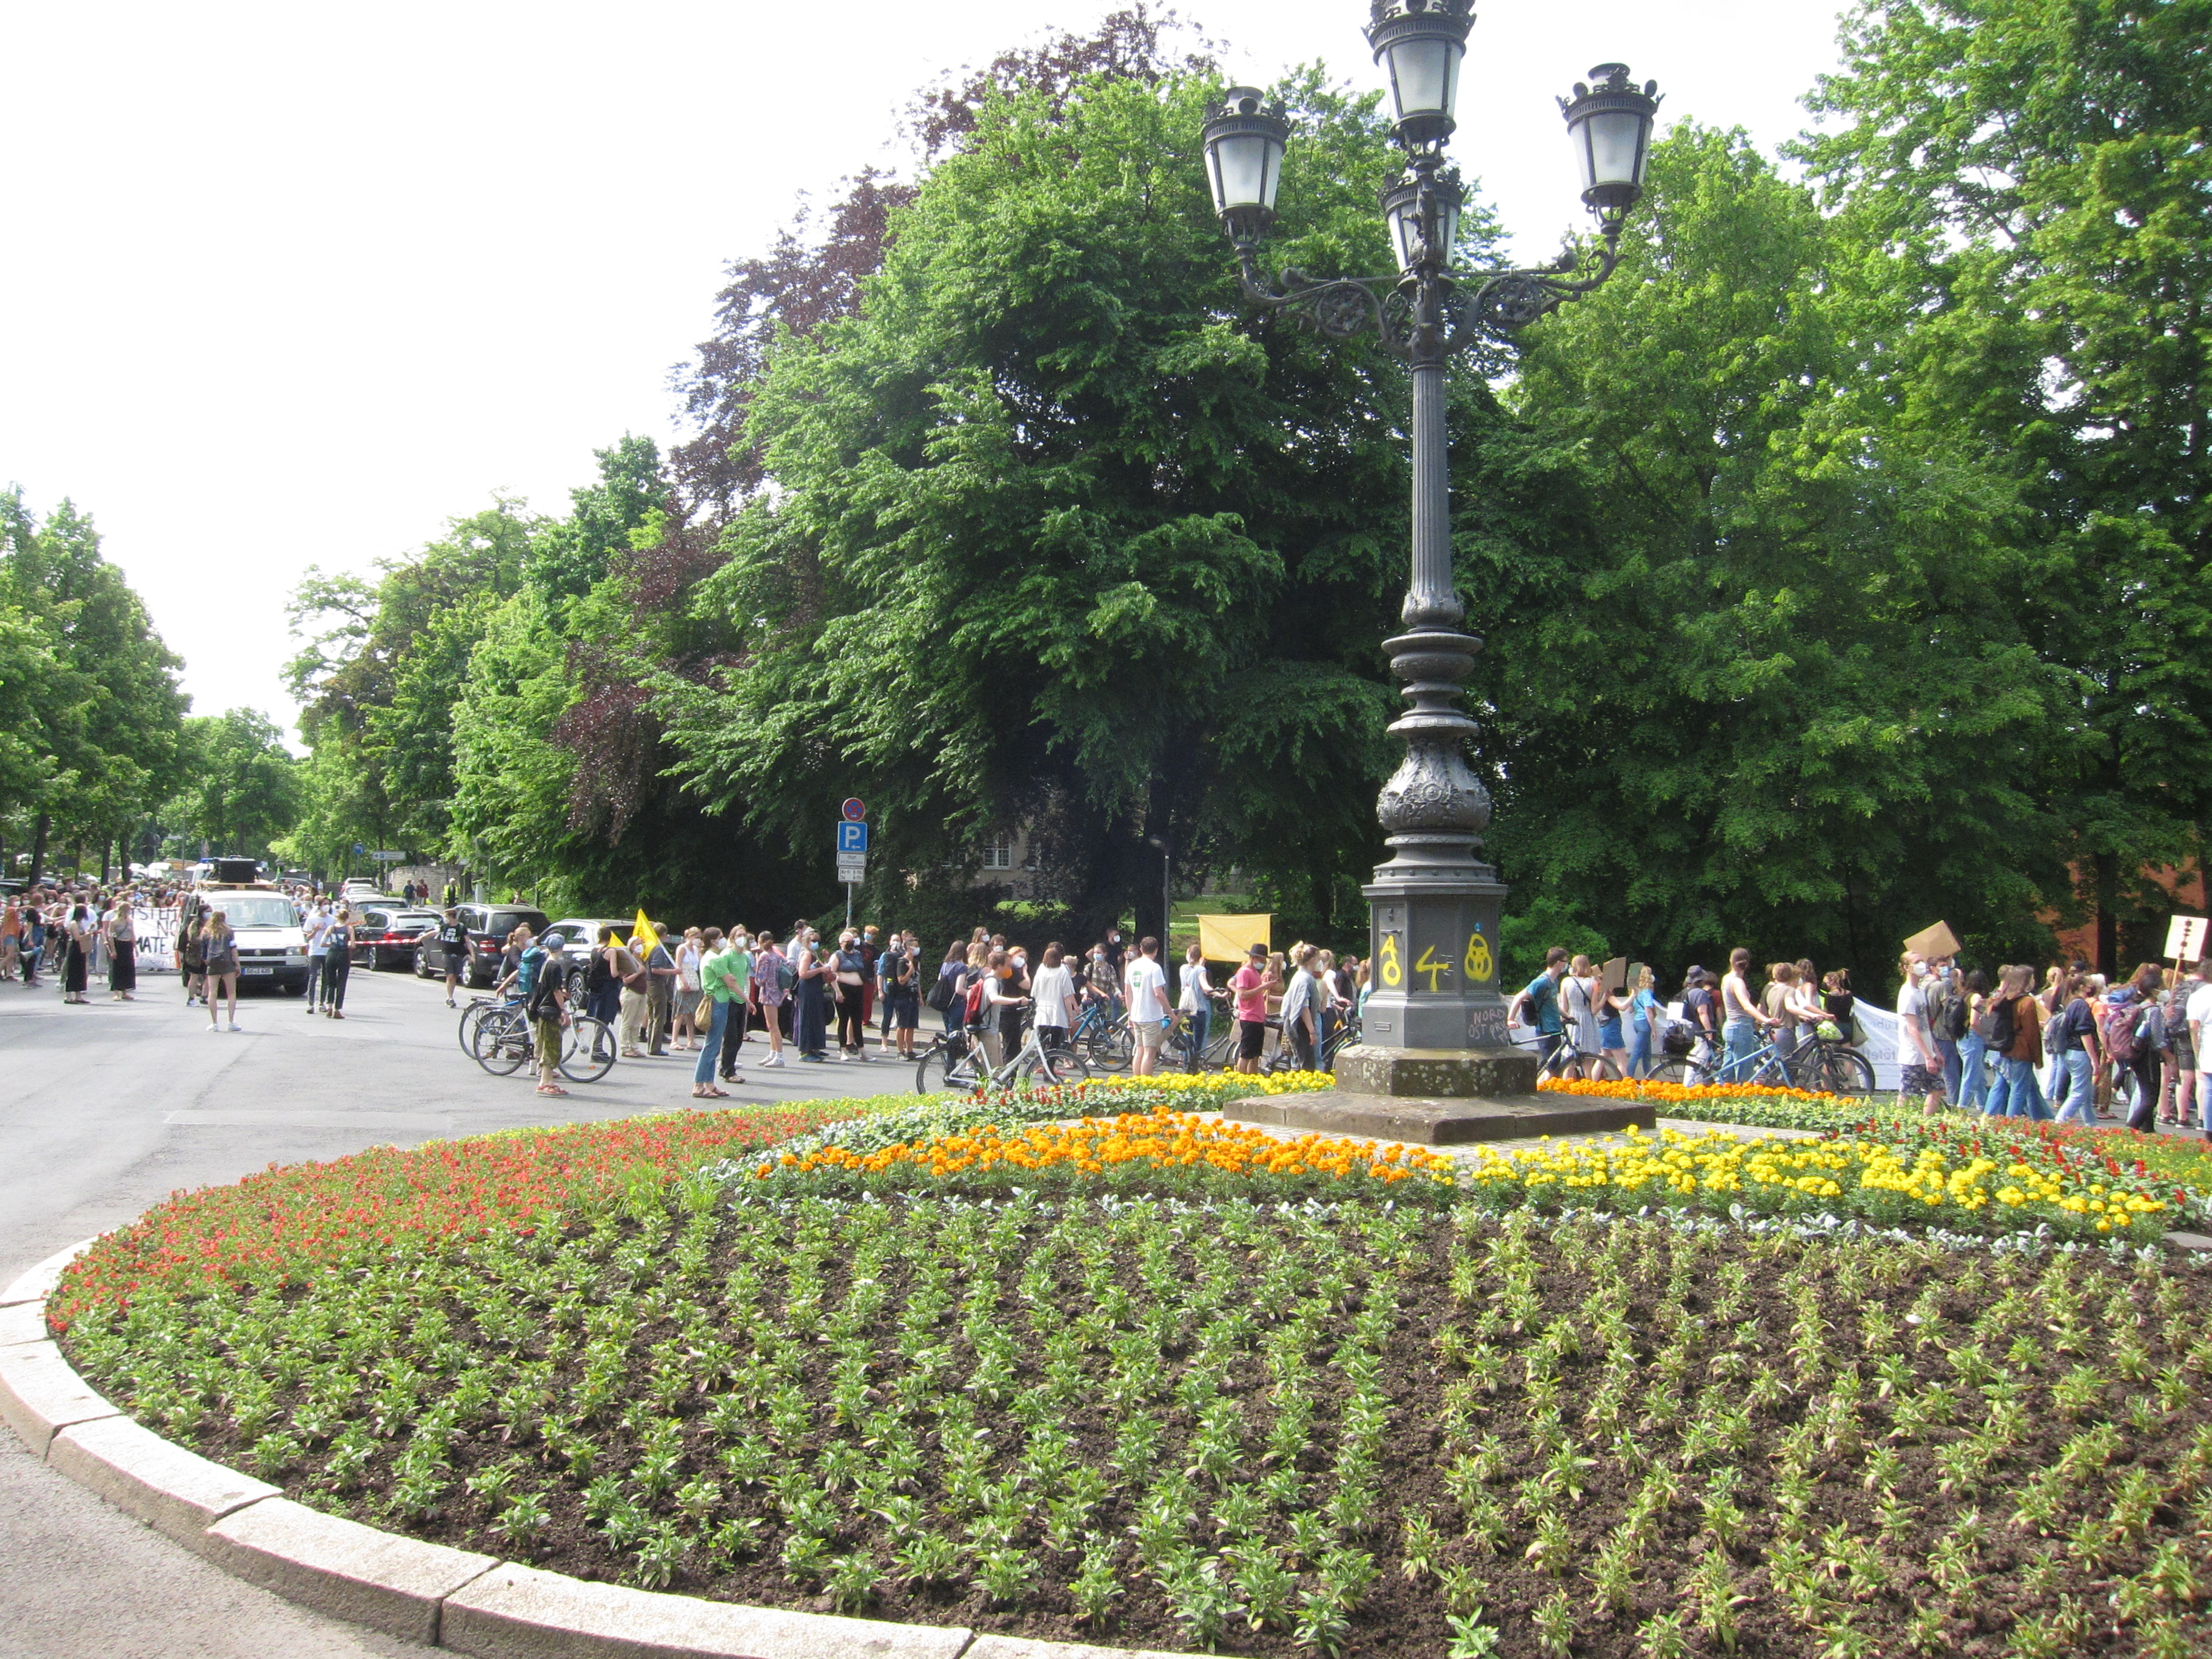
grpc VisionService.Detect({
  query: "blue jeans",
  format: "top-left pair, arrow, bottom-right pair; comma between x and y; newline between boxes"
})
2054,1047 -> 2096,1124
1986,1055 -> 2049,1119
1957,1032 -> 1988,1111
695,999 -> 729,1085
1182,1005 -> 1211,1067
1721,1017 -> 1760,1083
1935,1037 -> 1962,1101
1629,1023 -> 1652,1078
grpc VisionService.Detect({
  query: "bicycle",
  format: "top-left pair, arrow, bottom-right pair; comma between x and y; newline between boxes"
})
472,1004 -> 617,1084
457,993 -> 518,1056
1068,996 -> 1133,1073
914,1008 -> 1093,1094
1651,1026 -> 1874,1094
1512,1028 -> 1625,1083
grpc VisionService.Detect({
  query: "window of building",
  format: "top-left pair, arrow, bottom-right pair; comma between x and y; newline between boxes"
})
981,833 -> 1014,870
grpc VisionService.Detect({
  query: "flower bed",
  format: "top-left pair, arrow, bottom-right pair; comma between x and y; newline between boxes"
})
753,1111 -> 1457,1202
59,1190 -> 2212,1659
1462,1126 -> 2176,1244
1537,1076 -> 1890,1133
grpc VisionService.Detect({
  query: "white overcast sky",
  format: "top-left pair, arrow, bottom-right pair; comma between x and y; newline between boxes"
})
0,0 -> 1844,733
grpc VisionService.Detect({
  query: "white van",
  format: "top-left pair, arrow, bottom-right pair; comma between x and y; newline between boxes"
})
184,885 -> 311,996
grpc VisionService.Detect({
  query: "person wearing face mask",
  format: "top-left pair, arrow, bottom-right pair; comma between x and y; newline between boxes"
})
1082,942 -> 1119,1014
833,930 -> 869,1060
796,930 -> 832,1061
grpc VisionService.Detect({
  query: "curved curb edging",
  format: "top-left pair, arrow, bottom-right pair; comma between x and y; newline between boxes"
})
0,1239 -> 1188,1659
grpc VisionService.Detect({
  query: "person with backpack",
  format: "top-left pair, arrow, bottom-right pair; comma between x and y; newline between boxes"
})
752,931 -> 789,1068
927,940 -> 967,1034
2157,975 -> 2191,1125
1895,953 -> 1946,1113
435,908 -> 469,1007
880,930 -> 922,1061
2107,962 -> 2163,1129
517,927 -> 570,1098
320,905 -> 354,1018
1922,959 -> 1968,1101
2048,970 -> 2103,1125
1979,964 -> 2047,1119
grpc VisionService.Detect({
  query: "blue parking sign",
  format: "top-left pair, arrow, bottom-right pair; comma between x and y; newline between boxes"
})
837,821 -> 868,854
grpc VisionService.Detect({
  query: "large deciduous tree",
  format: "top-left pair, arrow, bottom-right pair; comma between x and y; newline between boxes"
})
655,67 -> 1557,943
1797,0 -> 2212,971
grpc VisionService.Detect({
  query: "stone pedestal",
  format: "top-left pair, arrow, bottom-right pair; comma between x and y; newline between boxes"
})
1227,1045 -> 1654,1145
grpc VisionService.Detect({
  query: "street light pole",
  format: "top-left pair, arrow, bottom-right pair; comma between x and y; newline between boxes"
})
1202,4 -> 1658,1073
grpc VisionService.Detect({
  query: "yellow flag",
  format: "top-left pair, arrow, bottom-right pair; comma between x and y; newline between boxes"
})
630,909 -> 661,957
1197,913 -> 1270,962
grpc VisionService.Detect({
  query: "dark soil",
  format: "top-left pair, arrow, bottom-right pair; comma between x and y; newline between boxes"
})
62,1195 -> 2212,1658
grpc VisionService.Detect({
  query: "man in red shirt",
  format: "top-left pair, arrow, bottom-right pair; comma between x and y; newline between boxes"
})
1229,942 -> 1276,1076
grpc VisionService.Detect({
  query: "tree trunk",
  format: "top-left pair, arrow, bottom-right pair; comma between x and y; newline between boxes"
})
2094,849 -> 2118,977
27,812 -> 50,886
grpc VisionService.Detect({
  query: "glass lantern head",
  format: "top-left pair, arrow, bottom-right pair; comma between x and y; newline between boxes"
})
1558,63 -> 1661,229
1381,168 -> 1466,274
1364,0 -> 1473,147
1202,87 -> 1290,244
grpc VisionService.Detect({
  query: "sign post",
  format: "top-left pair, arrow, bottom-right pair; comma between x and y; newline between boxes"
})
836,812 -> 868,930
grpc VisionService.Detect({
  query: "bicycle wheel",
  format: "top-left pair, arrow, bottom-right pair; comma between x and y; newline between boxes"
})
473,1009 -> 530,1076
1816,1047 -> 1877,1096
917,1037 -> 978,1094
1648,1054 -> 1697,1087
1080,1022 -> 1133,1074
1028,1042 -> 1091,1087
560,1017 -> 617,1084
458,1000 -> 491,1055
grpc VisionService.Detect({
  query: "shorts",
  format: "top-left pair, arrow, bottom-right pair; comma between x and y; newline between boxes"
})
1133,1017 -> 1165,1052
535,1018 -> 563,1065
445,949 -> 468,976
889,993 -> 920,1030
1898,1062 -> 1937,1099
1239,1020 -> 1267,1060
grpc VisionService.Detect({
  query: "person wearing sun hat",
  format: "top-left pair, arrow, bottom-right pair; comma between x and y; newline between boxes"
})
1230,941 -> 1275,1076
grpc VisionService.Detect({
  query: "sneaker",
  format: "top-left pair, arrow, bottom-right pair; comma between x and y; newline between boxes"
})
229,1022 -> 243,1031
761,1053 -> 785,1068
207,1023 -> 220,1032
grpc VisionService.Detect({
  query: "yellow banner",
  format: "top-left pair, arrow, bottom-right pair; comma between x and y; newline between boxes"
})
629,909 -> 661,958
1197,913 -> 1271,962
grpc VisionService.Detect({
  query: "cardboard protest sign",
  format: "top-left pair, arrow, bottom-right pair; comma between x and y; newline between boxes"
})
2164,915 -> 2207,963
1903,920 -> 1962,960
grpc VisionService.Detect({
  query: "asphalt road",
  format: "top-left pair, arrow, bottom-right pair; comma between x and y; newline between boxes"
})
0,964 -> 917,1659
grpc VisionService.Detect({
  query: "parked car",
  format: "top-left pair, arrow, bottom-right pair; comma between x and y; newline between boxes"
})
350,907 -> 441,971
534,918 -> 634,1000
411,903 -> 551,989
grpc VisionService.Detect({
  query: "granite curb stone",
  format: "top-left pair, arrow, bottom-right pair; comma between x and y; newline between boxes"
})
0,1235 -> 98,1305
48,1412 -> 281,1549
442,1563 -> 974,1659
963,1640 -> 1196,1659
0,1338 -> 122,1455
0,1298 -> 50,1347
201,1495 -> 500,1644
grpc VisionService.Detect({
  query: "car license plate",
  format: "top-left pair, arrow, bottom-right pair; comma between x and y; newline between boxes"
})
243,967 -> 273,976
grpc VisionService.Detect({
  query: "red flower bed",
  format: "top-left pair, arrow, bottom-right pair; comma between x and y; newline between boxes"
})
48,1105 -> 847,1333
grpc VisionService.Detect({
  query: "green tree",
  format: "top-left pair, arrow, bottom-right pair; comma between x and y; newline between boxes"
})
445,591 -> 580,900
523,436 -> 665,605
1798,0 -> 2212,971
0,488 -> 187,880
1497,124 -> 2064,983
657,67 -> 1540,943
169,709 -> 301,859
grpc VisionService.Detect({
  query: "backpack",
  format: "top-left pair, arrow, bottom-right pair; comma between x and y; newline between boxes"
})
1986,995 -> 2017,1054
1926,980 -> 1968,1042
964,972 -> 990,1025
926,965 -> 957,1013
2102,999 -> 2139,1064
776,953 -> 797,993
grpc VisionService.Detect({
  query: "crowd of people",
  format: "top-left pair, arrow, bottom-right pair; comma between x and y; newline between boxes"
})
1509,942 -> 2212,1139
448,918 -> 1370,1097
0,883 -> 156,1004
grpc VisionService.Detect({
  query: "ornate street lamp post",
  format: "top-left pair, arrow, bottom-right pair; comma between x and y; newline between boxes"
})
1204,4 -> 1657,1089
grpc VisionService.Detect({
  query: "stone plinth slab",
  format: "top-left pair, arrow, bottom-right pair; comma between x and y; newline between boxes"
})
49,1413 -> 279,1549
2164,1230 -> 2212,1253
1225,1088 -> 1655,1145
1331,1044 -> 1540,1098
965,1640 -> 1196,1659
1,1236 -> 97,1306
0,1339 -> 120,1455
201,1496 -> 497,1644
0,1300 -> 50,1348
444,1564 -> 973,1659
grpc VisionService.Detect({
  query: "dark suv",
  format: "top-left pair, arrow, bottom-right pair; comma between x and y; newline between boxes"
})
411,903 -> 550,989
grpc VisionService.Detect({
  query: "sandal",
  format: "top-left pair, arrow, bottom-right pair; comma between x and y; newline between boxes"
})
535,1084 -> 571,1097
